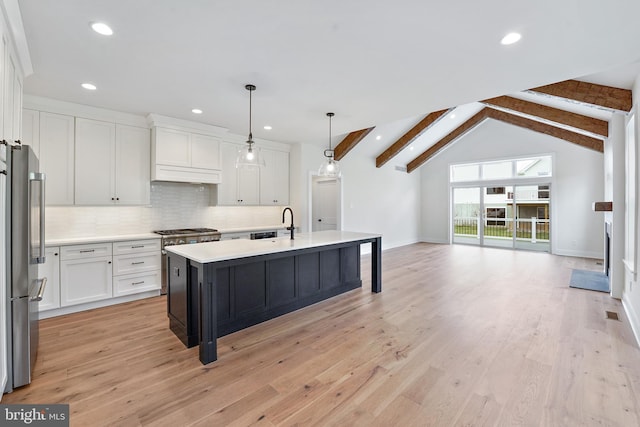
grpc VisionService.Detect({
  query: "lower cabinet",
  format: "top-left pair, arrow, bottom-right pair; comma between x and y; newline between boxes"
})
113,239 -> 161,296
37,247 -> 61,311
60,243 -> 113,306
40,238 -> 161,316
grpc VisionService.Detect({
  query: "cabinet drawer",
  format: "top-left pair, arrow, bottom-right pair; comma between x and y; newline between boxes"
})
113,252 -> 161,276
60,243 -> 112,260
114,271 -> 160,296
113,239 -> 161,255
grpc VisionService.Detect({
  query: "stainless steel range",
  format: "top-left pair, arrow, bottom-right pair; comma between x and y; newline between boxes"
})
154,228 -> 221,294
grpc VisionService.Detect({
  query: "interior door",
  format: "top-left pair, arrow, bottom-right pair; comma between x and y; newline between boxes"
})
312,177 -> 338,231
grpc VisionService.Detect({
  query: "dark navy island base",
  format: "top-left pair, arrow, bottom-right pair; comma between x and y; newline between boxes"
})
165,231 -> 382,364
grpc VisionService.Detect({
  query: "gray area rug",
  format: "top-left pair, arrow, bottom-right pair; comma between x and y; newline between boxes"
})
569,269 -> 610,293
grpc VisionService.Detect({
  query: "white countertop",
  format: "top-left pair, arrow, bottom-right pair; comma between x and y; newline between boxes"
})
45,233 -> 160,246
165,230 -> 381,264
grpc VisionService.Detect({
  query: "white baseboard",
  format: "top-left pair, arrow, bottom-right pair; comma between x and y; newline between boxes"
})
360,238 -> 420,255
553,248 -> 603,259
622,293 -> 640,348
420,236 -> 450,245
38,291 -> 161,320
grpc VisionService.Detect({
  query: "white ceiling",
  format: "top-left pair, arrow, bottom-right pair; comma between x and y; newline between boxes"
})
17,0 -> 640,149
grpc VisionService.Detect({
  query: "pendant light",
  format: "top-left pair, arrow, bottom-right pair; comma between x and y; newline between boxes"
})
236,84 -> 265,168
318,112 -> 341,177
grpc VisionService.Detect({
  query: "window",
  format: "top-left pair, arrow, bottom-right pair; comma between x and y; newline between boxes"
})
486,187 -> 505,195
538,185 -> 550,199
450,155 -> 552,183
486,208 -> 506,226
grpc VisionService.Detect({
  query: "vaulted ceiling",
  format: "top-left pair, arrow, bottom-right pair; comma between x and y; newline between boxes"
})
331,78 -> 632,173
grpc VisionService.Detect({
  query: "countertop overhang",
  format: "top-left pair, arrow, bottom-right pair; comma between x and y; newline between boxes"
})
164,230 -> 381,264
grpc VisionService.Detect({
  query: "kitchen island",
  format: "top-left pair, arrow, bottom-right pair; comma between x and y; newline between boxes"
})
165,230 -> 382,364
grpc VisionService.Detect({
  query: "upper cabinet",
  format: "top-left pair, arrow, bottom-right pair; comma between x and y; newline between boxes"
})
75,118 -> 150,205
260,149 -> 289,205
218,142 -> 289,206
2,35 -> 23,144
39,112 -> 75,205
21,108 -> 39,156
25,108 -> 151,206
151,127 -> 221,184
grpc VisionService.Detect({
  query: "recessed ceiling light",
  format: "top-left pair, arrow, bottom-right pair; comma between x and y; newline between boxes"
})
81,83 -> 97,90
501,32 -> 521,45
450,113 -> 456,119
191,108 -> 203,114
376,135 -> 382,140
263,125 -> 272,130
91,22 -> 113,36
409,145 -> 414,151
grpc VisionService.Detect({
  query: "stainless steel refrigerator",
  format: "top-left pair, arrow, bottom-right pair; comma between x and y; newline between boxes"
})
4,144 -> 46,392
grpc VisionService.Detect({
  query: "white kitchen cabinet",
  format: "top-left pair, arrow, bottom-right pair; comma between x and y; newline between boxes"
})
219,142 -> 260,205
75,118 -> 150,205
151,127 -> 221,184
115,124 -> 151,204
220,231 -> 251,240
2,45 -> 15,142
39,112 -> 75,205
112,239 -> 161,297
75,117 -> 115,205
21,108 -> 39,157
60,243 -> 113,306
260,149 -> 289,205
38,247 -> 60,312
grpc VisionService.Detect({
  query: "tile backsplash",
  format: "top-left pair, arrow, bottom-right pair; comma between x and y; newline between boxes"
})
46,182 -> 286,239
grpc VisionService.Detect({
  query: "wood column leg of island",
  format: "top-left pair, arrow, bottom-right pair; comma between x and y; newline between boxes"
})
372,237 -> 382,293
198,263 -> 218,364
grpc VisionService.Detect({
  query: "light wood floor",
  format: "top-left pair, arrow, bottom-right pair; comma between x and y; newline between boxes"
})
3,243 -> 640,426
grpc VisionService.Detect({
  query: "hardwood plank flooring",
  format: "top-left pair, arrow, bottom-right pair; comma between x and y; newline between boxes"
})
3,243 -> 640,426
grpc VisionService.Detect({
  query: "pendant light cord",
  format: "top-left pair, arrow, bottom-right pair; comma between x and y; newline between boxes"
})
248,86 -> 252,141
246,84 -> 256,143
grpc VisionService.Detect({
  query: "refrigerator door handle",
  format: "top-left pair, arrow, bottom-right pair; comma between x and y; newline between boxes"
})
30,172 -> 46,264
31,277 -> 48,302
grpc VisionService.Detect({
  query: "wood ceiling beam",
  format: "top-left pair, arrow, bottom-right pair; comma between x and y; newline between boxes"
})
529,79 -> 632,112
406,108 -> 490,173
482,95 -> 609,138
376,109 -> 449,168
334,126 -> 375,161
406,107 -> 604,173
485,108 -> 603,152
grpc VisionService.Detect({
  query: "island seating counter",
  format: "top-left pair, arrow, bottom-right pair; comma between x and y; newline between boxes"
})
165,230 -> 382,364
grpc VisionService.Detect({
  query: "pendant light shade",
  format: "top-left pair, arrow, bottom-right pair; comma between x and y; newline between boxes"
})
236,84 -> 265,168
318,112 -> 341,178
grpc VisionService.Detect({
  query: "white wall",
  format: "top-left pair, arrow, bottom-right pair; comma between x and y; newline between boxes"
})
420,119 -> 605,258
290,138 -> 422,251
622,74 -> 640,344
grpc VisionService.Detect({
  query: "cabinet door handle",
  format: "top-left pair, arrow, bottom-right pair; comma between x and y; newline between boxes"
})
80,249 -> 95,253
131,261 -> 145,265
131,281 -> 145,285
131,245 -> 145,249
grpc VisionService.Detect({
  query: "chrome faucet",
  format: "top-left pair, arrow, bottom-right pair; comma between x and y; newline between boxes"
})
282,207 -> 294,240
